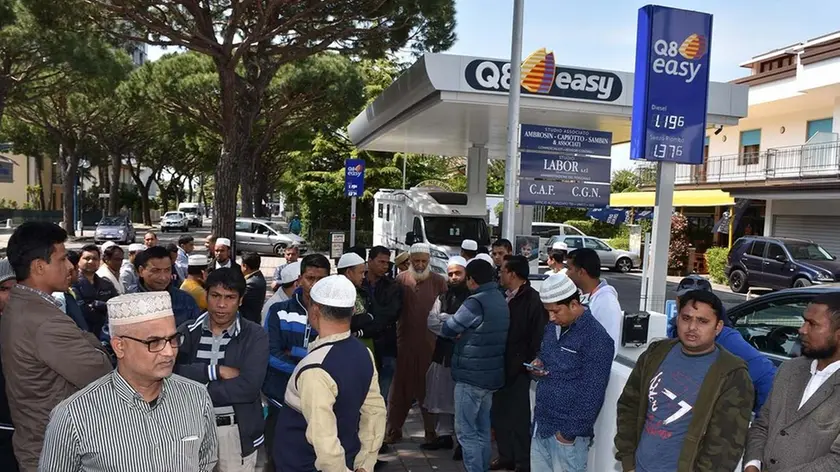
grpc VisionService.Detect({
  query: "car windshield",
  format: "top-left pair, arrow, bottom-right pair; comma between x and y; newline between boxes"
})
423,217 -> 490,246
99,216 -> 125,226
180,207 -> 198,214
267,222 -> 289,233
165,212 -> 184,219
783,242 -> 835,261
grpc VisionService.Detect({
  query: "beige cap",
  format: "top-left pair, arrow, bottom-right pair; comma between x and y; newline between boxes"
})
107,292 -> 174,327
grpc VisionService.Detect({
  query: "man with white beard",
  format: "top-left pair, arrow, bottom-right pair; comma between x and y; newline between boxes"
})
384,243 -> 448,445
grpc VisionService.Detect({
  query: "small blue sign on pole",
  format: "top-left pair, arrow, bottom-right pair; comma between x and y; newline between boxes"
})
344,159 -> 365,197
629,5 -> 713,165
520,124 -> 613,157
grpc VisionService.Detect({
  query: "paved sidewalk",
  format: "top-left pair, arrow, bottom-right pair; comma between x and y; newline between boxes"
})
623,270 -> 732,294
378,408 -> 467,472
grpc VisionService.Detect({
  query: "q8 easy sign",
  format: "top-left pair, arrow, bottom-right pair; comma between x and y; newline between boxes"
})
629,5 -> 713,165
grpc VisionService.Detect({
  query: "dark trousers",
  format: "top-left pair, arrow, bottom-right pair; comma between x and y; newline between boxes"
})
0,430 -> 19,472
491,373 -> 531,469
264,404 -> 281,470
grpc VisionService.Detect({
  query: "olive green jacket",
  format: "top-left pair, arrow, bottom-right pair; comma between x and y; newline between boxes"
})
614,339 -> 754,472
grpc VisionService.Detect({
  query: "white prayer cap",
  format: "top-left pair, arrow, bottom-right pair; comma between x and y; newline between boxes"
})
540,273 -> 578,304
108,292 -> 174,327
337,253 -> 366,270
101,241 -> 118,252
188,254 -> 209,267
461,239 -> 478,251
279,261 -> 302,285
215,238 -> 231,248
552,241 -> 569,251
409,243 -> 430,255
475,253 -> 494,265
310,275 -> 357,308
447,256 -> 467,268
128,243 -> 146,253
0,258 -> 15,284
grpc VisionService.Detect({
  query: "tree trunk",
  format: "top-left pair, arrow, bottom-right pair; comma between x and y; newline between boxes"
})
254,166 -> 269,218
187,176 -> 194,202
35,155 -> 46,211
198,174 -> 207,210
109,153 -> 120,215
59,147 -> 78,236
138,184 -> 152,226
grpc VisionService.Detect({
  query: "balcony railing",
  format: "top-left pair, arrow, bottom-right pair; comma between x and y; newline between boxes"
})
638,140 -> 840,187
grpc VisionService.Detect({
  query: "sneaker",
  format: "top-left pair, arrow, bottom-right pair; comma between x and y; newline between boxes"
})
490,458 -> 515,470
419,435 -> 454,451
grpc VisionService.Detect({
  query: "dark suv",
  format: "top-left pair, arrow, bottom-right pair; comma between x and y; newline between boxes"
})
726,236 -> 840,293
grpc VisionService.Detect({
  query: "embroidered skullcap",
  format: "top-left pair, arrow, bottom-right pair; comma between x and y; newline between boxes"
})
188,254 -> 209,267
337,253 -> 366,270
128,243 -> 146,253
310,275 -> 357,308
461,239 -> 478,251
0,258 -> 15,284
409,243 -> 430,254
107,292 -> 174,326
215,238 -> 231,248
448,256 -> 467,268
279,261 -> 302,285
540,273 -> 579,304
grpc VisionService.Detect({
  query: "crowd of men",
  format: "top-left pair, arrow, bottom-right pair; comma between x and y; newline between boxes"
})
0,220 -> 839,472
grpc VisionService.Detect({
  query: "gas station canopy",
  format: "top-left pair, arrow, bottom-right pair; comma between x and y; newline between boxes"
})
349,52 -> 748,157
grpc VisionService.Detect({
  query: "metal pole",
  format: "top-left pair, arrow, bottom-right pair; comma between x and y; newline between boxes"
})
350,196 -> 357,246
728,205 -> 734,248
639,231 -> 652,311
402,155 -> 407,190
645,161 -> 676,313
501,0 -> 524,242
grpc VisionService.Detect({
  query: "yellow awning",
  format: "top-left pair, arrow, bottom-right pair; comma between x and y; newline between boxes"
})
610,189 -> 734,208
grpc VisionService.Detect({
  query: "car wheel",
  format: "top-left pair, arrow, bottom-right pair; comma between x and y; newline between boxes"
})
616,258 -> 633,273
729,269 -> 749,294
274,244 -> 286,256
793,277 -> 812,288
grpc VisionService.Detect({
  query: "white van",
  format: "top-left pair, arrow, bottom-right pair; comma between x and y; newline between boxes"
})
177,202 -> 205,227
532,222 -> 586,262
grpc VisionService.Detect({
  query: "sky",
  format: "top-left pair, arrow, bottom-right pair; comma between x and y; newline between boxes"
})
147,0 -> 840,170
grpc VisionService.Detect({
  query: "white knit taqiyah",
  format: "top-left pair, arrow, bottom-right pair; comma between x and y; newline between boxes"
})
0,258 -> 15,284
279,261 -> 302,285
128,243 -> 146,253
310,275 -> 357,308
188,254 -> 209,266
552,241 -> 569,251
540,273 -> 579,304
461,239 -> 478,251
447,256 -> 467,268
409,243 -> 430,254
215,238 -> 231,248
107,292 -> 174,326
337,253 -> 366,270
475,253 -> 494,265
101,241 -> 118,252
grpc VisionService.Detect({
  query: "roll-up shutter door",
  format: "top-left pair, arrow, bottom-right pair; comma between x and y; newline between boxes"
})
773,215 -> 840,256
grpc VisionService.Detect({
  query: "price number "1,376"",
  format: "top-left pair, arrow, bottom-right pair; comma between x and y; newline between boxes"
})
653,143 -> 683,160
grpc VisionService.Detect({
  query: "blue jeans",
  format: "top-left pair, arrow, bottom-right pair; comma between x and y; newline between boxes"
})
530,435 -> 591,472
454,382 -> 493,472
378,355 -> 397,405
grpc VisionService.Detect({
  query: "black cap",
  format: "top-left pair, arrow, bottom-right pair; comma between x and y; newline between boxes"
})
676,275 -> 712,297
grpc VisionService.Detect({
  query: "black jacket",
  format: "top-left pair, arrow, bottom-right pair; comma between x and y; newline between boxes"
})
73,274 -> 119,338
241,271 -> 267,325
175,315 -> 269,458
504,283 -> 548,385
360,274 -> 403,359
431,285 -> 470,367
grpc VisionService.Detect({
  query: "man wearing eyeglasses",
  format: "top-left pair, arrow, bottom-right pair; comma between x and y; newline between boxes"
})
39,291 -> 218,471
175,268 -> 269,471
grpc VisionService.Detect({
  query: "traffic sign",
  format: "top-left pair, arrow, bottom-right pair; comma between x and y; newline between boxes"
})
344,159 -> 365,197
629,5 -> 713,165
330,232 -> 345,259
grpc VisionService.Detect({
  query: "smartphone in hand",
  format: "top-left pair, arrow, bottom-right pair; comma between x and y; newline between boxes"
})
523,362 -> 548,374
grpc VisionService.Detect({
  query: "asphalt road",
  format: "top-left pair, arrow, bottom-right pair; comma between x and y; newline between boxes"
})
600,271 -> 746,311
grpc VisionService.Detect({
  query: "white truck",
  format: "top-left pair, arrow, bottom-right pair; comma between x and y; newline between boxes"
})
373,187 -> 492,274
177,202 -> 205,227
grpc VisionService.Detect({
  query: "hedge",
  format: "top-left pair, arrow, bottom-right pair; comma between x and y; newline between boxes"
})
564,219 -> 621,239
308,229 -> 373,252
705,246 -> 729,284
606,237 -> 630,251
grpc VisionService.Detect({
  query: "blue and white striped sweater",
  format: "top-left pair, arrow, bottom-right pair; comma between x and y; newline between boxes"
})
262,289 -> 317,404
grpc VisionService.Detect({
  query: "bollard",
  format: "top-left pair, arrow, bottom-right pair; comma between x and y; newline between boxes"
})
76,221 -> 83,235
5,219 -> 10,229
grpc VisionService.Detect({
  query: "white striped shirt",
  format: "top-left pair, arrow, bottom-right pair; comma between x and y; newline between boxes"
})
38,370 -> 218,472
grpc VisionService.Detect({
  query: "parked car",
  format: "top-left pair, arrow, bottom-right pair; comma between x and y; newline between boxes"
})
726,285 -> 840,366
160,211 -> 190,232
235,218 -> 307,256
94,216 -> 136,245
559,235 -> 642,273
533,222 -> 586,263
725,236 -> 840,294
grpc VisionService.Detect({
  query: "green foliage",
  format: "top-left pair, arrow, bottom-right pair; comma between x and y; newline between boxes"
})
669,213 -> 690,272
611,169 -> 640,193
0,199 -> 19,209
565,219 -> 622,239
705,246 -> 729,284
607,237 -> 630,251
543,206 -> 588,224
